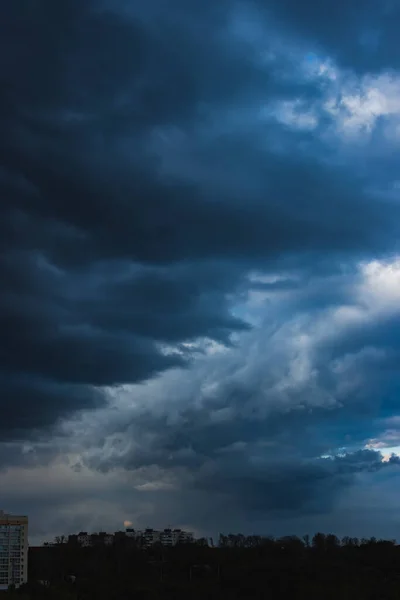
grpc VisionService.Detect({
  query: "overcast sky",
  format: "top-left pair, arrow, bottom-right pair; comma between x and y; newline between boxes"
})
2,0 -> 400,545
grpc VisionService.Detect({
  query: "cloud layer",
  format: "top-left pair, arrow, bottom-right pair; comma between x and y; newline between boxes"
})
2,0 -> 400,542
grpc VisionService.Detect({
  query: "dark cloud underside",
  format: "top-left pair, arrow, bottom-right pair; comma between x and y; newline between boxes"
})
2,0 -> 399,439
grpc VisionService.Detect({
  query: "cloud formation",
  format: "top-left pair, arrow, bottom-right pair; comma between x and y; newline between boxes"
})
2,0 -> 400,541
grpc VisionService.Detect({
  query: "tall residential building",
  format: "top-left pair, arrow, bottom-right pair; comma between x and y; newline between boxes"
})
160,528 -> 194,546
0,511 -> 28,590
77,532 -> 92,547
126,527 -> 194,548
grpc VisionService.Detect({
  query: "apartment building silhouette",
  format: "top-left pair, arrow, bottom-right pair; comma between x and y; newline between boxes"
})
0,510 -> 28,590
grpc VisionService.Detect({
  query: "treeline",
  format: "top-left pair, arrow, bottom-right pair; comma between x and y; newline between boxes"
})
4,532 -> 400,599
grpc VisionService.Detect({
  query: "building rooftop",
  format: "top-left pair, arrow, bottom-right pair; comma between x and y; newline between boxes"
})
0,510 -> 28,521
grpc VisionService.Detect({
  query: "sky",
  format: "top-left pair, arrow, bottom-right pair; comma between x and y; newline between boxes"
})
2,0 -> 400,545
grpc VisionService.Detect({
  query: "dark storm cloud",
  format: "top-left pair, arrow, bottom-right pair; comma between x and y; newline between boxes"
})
83,384 -> 400,516
195,450 -> 400,515
258,0 -> 400,73
2,0 -> 400,441
0,375 -> 104,435
77,254 -> 400,524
